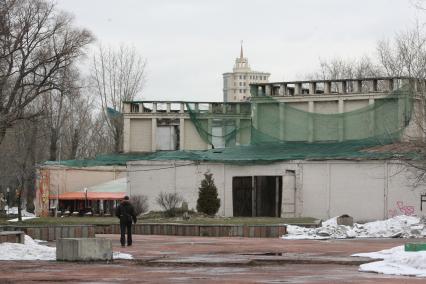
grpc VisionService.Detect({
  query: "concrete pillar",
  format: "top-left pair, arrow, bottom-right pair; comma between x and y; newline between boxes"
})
123,103 -> 130,113
265,85 -> 272,96
309,82 -> 316,95
180,103 -> 185,113
295,83 -> 302,95
308,101 -> 314,142
166,103 -> 171,113
123,118 -> 130,152
236,103 -> 241,114
252,104 -> 258,129
354,80 -> 362,93
340,81 -> 347,94
324,82 -> 331,94
151,118 -> 157,152
152,102 -> 157,113
194,103 -> 199,112
179,118 -> 185,150
372,80 -> 378,92
387,79 -> 394,91
222,103 -> 226,114
280,83 -> 287,96
338,99 -> 344,141
369,98 -> 375,137
138,103 -> 143,113
257,86 -> 263,96
279,102 -> 286,141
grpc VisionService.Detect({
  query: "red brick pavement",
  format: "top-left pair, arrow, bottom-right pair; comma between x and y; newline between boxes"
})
0,235 -> 425,283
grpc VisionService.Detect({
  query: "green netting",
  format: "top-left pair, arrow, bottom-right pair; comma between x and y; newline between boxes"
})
47,87 -> 415,168
46,139 -> 416,167
186,87 -> 413,148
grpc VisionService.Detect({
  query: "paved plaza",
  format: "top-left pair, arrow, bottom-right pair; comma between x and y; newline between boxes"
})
1,235 -> 426,283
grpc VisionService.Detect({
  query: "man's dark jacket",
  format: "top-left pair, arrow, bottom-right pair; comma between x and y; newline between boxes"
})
115,200 -> 137,224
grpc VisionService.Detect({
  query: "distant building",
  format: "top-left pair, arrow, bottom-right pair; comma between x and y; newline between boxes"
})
223,44 -> 270,102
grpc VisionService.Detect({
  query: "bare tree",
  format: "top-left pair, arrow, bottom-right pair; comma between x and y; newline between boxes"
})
130,195 -> 149,216
90,44 -> 146,152
0,0 -> 93,146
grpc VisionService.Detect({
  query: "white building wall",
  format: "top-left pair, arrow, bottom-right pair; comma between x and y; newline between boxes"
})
130,119 -> 151,152
184,120 -> 208,150
128,160 -> 426,221
328,162 -> 385,221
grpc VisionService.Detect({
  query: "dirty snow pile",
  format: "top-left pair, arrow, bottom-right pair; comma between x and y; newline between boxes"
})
4,206 -> 35,217
0,235 -> 56,260
283,215 -> 426,240
0,235 -> 133,261
352,246 -> 426,277
4,206 -> 37,222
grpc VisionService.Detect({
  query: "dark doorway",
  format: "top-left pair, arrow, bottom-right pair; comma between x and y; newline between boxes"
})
232,176 -> 282,217
232,177 -> 252,217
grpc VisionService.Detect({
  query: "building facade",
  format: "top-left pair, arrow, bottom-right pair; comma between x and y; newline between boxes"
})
127,159 -> 426,222
223,45 -> 270,102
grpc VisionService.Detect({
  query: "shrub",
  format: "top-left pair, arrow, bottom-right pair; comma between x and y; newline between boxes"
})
130,195 -> 149,216
156,192 -> 183,217
196,172 -> 220,216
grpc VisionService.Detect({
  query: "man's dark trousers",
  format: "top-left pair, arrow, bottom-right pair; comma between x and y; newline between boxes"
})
120,221 -> 132,246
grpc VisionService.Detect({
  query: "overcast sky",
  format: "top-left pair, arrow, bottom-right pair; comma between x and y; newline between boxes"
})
56,0 -> 426,102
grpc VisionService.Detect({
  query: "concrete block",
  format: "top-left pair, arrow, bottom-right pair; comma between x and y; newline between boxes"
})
0,231 -> 25,244
337,215 -> 354,226
56,238 -> 112,261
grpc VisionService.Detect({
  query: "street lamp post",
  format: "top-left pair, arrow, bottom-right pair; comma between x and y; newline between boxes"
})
6,187 -> 9,216
84,188 -> 88,210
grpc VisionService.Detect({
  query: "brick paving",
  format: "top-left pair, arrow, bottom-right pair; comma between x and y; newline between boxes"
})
0,234 -> 425,283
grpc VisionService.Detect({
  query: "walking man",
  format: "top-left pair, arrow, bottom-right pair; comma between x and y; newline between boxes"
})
115,196 -> 137,247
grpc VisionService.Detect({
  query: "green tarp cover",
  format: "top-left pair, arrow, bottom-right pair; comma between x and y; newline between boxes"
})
45,138 -> 409,167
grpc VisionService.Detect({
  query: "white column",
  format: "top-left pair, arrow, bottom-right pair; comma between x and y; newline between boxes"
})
295,83 -> 302,95
308,101 -> 314,142
123,118 -> 130,152
279,102 -> 286,141
151,118 -> 157,152
309,82 -> 316,95
324,82 -> 331,94
179,118 -> 185,150
338,99 -> 344,141
280,83 -> 287,96
369,98 -> 375,137
354,80 -> 362,93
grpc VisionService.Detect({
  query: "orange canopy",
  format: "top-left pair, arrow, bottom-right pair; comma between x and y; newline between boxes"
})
49,192 -> 125,201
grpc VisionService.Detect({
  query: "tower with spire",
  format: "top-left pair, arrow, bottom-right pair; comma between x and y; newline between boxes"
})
223,42 -> 270,102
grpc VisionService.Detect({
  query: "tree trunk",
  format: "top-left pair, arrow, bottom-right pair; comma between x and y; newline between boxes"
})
49,130 -> 58,161
69,129 -> 79,159
0,125 -> 7,147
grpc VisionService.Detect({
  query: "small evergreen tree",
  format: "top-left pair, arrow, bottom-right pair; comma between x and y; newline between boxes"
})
196,172 -> 220,216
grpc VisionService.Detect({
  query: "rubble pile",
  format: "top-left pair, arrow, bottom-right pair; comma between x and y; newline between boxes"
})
283,215 -> 426,240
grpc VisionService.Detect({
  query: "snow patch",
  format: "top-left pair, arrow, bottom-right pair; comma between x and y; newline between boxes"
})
113,252 -> 133,260
353,246 -> 426,277
7,216 -> 38,222
0,235 -> 56,260
283,215 -> 426,240
0,235 -> 133,261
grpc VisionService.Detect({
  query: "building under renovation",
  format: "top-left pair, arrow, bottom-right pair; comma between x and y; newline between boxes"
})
36,76 -> 426,221
122,76 -> 426,221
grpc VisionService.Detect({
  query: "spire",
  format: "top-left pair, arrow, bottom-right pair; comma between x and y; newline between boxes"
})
240,40 -> 243,59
